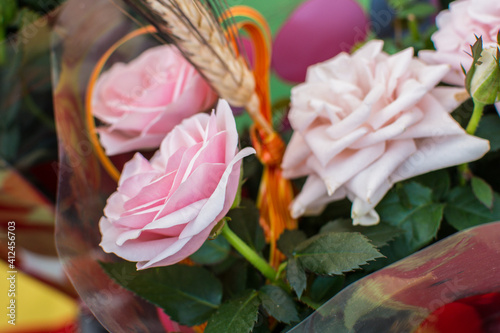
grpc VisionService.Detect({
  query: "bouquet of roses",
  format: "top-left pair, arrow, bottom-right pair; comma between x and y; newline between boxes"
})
51,0 -> 500,331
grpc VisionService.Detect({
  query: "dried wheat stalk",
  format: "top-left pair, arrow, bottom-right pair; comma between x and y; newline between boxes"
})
124,0 -> 273,135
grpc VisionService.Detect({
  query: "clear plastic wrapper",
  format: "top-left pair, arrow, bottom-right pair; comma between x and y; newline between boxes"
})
52,0 -> 165,331
289,221 -> 500,332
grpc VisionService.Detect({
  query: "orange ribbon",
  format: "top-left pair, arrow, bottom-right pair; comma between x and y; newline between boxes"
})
85,25 -> 157,182
224,6 -> 297,269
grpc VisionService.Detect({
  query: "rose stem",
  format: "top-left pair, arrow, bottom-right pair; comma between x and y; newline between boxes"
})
407,14 -> 420,42
221,224 -> 290,291
465,101 -> 485,135
221,224 -> 276,280
458,101 -> 486,185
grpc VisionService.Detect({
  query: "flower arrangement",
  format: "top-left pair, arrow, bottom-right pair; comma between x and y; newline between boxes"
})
48,0 -> 500,331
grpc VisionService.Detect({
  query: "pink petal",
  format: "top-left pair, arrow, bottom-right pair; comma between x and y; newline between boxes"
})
119,153 -> 155,185
123,171 -> 176,211
215,100 -> 239,164
100,217 -> 178,262
179,147 -> 255,239
157,163 -> 226,219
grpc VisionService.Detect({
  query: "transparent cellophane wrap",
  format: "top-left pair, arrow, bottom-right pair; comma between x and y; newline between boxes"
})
52,0 -> 165,331
51,0 -> 500,331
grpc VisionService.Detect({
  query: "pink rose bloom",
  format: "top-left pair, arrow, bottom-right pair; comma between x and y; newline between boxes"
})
92,44 -> 217,155
99,100 -> 255,269
419,0 -> 500,86
282,40 -> 490,226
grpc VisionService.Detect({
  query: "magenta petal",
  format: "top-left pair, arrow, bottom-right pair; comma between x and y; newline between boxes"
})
272,0 -> 369,83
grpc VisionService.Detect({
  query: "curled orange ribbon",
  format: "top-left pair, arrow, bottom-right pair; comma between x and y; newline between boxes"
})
222,6 -> 297,269
85,25 -> 157,182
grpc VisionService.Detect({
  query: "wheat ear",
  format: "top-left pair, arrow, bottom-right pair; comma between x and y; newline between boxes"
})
124,0 -> 273,135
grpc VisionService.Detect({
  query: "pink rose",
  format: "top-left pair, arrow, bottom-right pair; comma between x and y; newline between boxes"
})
418,0 -> 500,86
282,40 -> 489,226
99,100 -> 255,269
92,44 -> 217,155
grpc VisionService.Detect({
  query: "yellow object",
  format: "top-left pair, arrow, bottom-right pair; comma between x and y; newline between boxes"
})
0,261 -> 78,332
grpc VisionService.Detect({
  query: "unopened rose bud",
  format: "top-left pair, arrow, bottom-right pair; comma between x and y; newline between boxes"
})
470,47 -> 500,105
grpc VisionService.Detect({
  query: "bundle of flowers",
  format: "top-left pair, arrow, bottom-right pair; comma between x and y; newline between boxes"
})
51,0 -> 500,331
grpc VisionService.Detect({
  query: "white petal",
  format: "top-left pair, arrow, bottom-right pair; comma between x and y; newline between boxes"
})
282,133 -> 313,177
313,142 -> 385,195
430,87 -> 469,112
353,40 -> 384,60
304,125 -> 368,167
391,135 -> 490,182
348,181 -> 392,226
348,140 -> 416,201
290,175 -> 346,218
369,79 -> 428,129
326,86 -> 384,139
352,108 -> 423,148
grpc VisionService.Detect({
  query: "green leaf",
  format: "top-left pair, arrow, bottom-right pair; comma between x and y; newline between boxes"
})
277,230 -> 307,257
388,0 -> 414,10
293,232 -> 383,275
444,186 -> 500,230
227,199 -> 266,252
0,0 -> 18,27
259,285 -> 299,324
190,236 -> 230,265
208,217 -> 229,239
218,260 -> 248,297
310,275 -> 345,303
465,36 -> 484,93
395,183 -> 412,209
320,218 -> 403,248
414,169 -> 451,201
252,317 -> 272,333
205,290 -> 261,333
476,114 -> 500,152
397,3 -> 436,19
101,262 -> 222,326
377,182 -> 444,251
286,258 -> 307,299
471,176 -> 494,208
